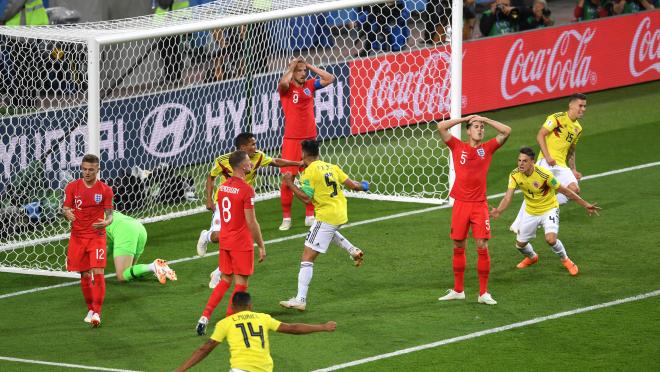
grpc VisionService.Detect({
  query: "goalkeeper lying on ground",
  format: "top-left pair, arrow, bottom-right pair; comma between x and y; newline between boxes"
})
106,211 -> 177,284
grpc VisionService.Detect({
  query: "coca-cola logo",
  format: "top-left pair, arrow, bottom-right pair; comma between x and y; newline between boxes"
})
365,52 -> 451,125
629,17 -> 660,78
501,28 -> 596,100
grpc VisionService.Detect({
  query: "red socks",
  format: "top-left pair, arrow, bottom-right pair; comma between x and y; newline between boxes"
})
91,273 -> 106,315
452,248 -> 466,292
305,202 -> 315,217
281,181 -> 293,218
203,279 -> 231,318
477,248 -> 491,295
80,276 -> 93,311
225,284 -> 248,316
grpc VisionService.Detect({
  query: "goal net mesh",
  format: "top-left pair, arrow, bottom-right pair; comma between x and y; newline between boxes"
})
0,0 -> 453,275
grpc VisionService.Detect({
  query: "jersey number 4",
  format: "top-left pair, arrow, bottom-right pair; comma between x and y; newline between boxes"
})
235,322 -> 265,348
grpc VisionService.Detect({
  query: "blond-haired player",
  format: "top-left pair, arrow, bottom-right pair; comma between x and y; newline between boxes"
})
491,147 -> 600,275
510,93 -> 587,233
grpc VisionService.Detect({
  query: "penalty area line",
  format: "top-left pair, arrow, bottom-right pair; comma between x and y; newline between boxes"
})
0,356 -> 143,372
313,290 -> 660,371
1,161 -> 658,301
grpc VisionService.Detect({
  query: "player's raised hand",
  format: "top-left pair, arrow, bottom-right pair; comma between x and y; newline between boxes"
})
324,321 -> 337,332
584,202 -> 601,216
258,245 -> 266,263
489,206 -> 502,219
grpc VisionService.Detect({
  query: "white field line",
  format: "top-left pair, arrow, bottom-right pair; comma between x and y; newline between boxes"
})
1,161 -> 658,302
312,290 -> 660,372
0,356 -> 143,372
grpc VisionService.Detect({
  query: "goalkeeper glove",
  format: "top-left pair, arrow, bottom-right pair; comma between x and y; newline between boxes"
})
360,181 -> 370,192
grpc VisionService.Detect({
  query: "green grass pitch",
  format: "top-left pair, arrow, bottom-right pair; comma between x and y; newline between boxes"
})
1,81 -> 659,371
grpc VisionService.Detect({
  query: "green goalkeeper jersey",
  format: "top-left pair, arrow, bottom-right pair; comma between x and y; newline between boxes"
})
106,211 -> 147,257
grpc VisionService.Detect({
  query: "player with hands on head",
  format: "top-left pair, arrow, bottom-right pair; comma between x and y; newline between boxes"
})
490,147 -> 600,275
437,114 -> 511,305
279,140 -> 368,311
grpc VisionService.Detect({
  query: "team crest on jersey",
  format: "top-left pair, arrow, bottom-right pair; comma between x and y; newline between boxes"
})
476,148 -> 485,158
533,181 -> 540,188
303,88 -> 311,96
94,194 -> 102,204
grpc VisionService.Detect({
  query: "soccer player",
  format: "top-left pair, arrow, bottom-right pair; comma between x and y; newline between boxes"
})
510,93 -> 587,233
197,132 -> 301,288
62,154 -> 113,327
177,292 -> 336,372
278,140 -> 368,311
278,57 -> 335,231
196,151 -> 267,336
490,147 -> 600,275
437,115 -> 511,305
106,210 -> 177,285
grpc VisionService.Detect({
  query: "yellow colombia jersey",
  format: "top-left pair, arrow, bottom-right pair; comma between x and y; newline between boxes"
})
210,311 -> 282,372
209,150 -> 273,201
300,160 -> 349,226
538,112 -> 583,167
508,165 -> 561,216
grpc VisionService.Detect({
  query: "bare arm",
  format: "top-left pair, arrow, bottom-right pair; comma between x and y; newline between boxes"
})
205,175 -> 217,211
307,63 -> 335,87
282,173 -> 312,204
557,185 -> 600,215
536,126 -> 555,166
640,0 -> 655,10
278,58 -> 301,93
343,178 -> 368,192
92,209 -> 113,229
474,116 -> 512,145
270,158 -> 304,168
62,206 -> 75,222
176,339 -> 219,372
244,208 -> 266,262
490,188 -> 516,219
436,115 -> 475,143
566,144 -> 581,180
277,321 -> 337,334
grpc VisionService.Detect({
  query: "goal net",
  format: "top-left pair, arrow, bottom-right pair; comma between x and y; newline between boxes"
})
0,0 -> 459,277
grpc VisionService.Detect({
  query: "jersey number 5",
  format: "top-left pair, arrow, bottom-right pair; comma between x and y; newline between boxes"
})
235,322 -> 265,348
221,197 -> 232,222
324,173 -> 338,197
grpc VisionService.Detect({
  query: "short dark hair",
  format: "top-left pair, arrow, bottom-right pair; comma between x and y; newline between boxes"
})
519,146 -> 536,160
569,93 -> 587,103
234,132 -> 255,149
81,154 -> 100,164
232,292 -> 252,308
229,150 -> 248,169
301,139 -> 320,157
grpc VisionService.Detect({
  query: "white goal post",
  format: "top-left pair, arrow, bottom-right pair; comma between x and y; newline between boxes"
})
0,0 -> 461,277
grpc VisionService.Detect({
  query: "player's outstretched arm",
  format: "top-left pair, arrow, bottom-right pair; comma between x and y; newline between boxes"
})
557,185 -> 601,216
490,188 -> 515,219
343,178 -> 369,192
278,57 -> 302,93
307,62 -> 335,87
244,209 -> 266,262
474,116 -> 511,145
271,158 -> 304,168
176,339 -> 219,372
277,321 -> 337,334
205,175 -> 216,211
536,126 -> 556,166
282,173 -> 312,204
436,116 -> 475,143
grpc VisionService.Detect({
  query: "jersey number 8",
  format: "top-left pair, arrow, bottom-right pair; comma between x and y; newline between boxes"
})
221,197 -> 232,222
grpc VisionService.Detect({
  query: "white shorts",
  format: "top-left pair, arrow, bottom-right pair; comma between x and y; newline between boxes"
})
536,158 -> 578,187
517,208 -> 559,242
305,221 -> 339,254
210,205 -> 222,233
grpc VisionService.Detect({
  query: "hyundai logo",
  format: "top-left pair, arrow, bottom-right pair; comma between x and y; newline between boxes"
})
140,103 -> 197,158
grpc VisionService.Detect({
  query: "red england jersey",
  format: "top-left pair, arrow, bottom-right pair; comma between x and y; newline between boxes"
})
217,177 -> 256,251
63,179 -> 114,238
280,78 -> 318,139
446,136 -> 501,202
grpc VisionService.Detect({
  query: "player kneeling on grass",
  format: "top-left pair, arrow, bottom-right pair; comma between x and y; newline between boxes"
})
279,140 -> 369,311
177,292 -> 336,372
107,211 -> 177,287
490,147 -> 600,275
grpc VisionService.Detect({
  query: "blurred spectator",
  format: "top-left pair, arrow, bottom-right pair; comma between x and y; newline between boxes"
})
574,0 -> 611,21
464,0 -> 477,40
154,0 -> 189,83
519,0 -> 555,30
359,1 -> 409,57
612,0 -> 655,13
480,0 -> 521,37
207,26 -> 245,82
424,0 -> 450,44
